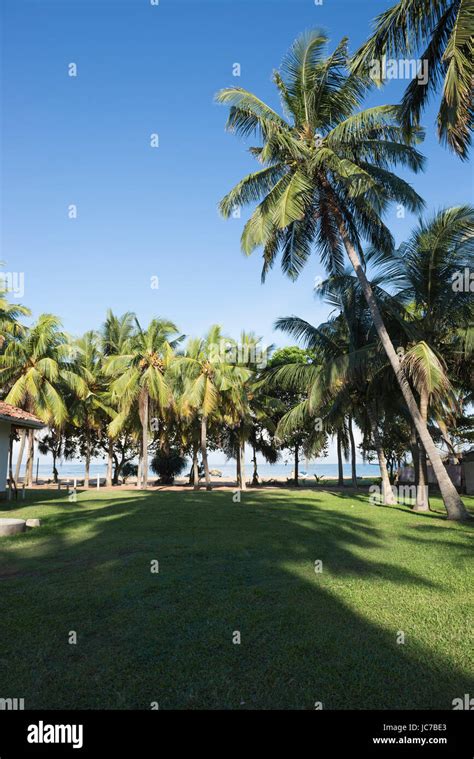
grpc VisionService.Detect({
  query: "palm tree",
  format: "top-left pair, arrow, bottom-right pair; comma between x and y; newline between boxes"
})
100,310 -> 137,485
381,206 -> 474,508
216,29 -> 469,519
0,290 -> 30,351
70,331 -> 114,487
101,309 -> 135,356
105,318 -> 181,489
172,326 -> 251,490
0,314 -> 85,485
351,0 -> 473,159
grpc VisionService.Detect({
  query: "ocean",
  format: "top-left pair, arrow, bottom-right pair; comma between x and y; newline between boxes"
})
23,459 -> 381,482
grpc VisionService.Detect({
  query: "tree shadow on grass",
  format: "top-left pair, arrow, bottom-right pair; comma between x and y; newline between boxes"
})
0,489 -> 472,709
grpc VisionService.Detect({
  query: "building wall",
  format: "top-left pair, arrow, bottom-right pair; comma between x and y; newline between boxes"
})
0,422 -> 10,493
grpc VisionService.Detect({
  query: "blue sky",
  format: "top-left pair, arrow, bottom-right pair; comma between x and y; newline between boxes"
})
1,0 -> 472,467
2,0 -> 471,349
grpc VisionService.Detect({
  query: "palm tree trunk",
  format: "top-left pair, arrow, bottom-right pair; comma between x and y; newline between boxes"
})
192,443 -> 199,490
25,429 -> 34,486
414,388 -> 430,511
236,440 -> 242,488
84,432 -> 91,488
15,429 -> 26,484
348,415 -> 358,488
251,443 -> 259,486
201,416 -> 211,491
414,441 -> 430,511
337,432 -> 344,487
52,450 -> 58,484
240,439 -> 246,490
338,223 -> 469,520
106,438 -> 113,487
141,392 -> 149,490
410,426 -> 420,488
294,443 -> 299,486
367,404 -> 396,505
136,446 -> 142,488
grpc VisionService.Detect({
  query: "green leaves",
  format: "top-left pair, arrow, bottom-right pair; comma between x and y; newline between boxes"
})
217,29 -> 428,282
352,0 -> 473,158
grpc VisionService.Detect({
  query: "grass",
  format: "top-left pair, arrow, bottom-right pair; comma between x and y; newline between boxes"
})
0,487 -> 473,710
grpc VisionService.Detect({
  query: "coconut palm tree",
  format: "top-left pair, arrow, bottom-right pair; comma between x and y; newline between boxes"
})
0,314 -> 85,484
69,331 -> 115,487
100,310 -> 137,485
351,0 -> 473,159
216,29 -> 469,519
172,326 -> 251,490
101,309 -> 136,357
0,291 -> 30,351
105,318 -> 182,489
379,205 -> 474,508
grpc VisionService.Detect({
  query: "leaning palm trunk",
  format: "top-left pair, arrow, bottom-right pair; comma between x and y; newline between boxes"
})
338,222 -> 469,521
294,443 -> 299,486
348,416 -> 358,488
367,405 -> 396,505
201,416 -> 212,491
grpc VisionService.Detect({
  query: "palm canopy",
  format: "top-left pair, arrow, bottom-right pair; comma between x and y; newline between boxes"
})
351,0 -> 473,159
0,313 -> 85,426
105,318 -> 182,436
101,309 -> 136,356
69,330 -> 114,429
171,325 -> 252,419
0,291 -> 30,347
216,29 -> 425,281
393,205 -> 474,334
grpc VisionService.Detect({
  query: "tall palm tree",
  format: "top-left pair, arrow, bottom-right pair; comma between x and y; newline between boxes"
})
351,0 -> 473,159
0,314 -> 85,484
100,310 -> 137,485
0,291 -> 30,351
381,205 -> 474,508
172,326 -> 251,490
216,29 -> 469,519
70,331 -> 114,487
105,318 -> 181,489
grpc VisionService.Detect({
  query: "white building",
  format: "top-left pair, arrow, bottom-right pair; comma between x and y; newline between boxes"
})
0,402 -> 44,496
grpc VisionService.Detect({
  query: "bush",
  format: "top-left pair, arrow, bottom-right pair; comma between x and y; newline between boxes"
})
150,449 -> 187,485
122,462 -> 138,483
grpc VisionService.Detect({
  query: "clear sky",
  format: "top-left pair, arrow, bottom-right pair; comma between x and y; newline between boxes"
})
1,0 -> 472,466
2,0 -> 471,345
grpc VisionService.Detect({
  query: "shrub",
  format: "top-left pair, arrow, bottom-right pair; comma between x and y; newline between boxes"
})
150,449 -> 187,485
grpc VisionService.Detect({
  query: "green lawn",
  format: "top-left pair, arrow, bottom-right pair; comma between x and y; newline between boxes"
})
0,488 -> 473,710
